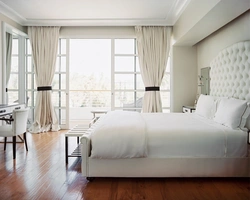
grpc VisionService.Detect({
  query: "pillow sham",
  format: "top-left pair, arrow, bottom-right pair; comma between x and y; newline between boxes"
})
195,94 -> 216,119
213,98 -> 250,129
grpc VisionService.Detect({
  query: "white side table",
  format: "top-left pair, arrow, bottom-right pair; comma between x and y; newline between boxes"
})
182,106 -> 196,113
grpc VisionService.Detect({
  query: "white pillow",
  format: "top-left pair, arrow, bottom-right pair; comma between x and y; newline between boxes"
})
195,94 -> 216,119
213,98 -> 250,129
240,103 -> 250,130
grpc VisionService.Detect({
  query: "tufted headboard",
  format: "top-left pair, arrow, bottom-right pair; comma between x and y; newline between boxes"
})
210,41 -> 250,130
210,41 -> 250,101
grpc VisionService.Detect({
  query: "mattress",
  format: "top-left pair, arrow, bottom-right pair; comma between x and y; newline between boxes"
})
143,113 -> 247,158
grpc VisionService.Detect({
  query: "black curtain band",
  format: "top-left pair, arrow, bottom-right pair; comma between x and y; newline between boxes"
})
6,88 -> 8,92
145,87 -> 160,91
37,86 -> 52,91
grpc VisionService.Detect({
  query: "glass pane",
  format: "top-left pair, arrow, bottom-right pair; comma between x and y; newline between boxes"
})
34,91 -> 37,104
56,56 -> 66,72
115,91 -> 144,111
115,56 -> 134,72
7,91 -> 18,103
70,39 -> 111,90
161,92 -> 170,107
51,91 -> 66,107
26,56 -> 33,72
11,56 -> 18,72
115,74 -> 144,90
136,74 -> 144,90
8,74 -> 18,89
161,74 -> 170,90
55,108 -> 66,125
27,74 -> 33,89
60,56 -> 66,72
69,91 -> 111,108
60,74 -> 66,90
60,39 -> 66,54
60,92 -> 66,107
115,74 -> 134,90
115,39 -> 135,54
12,38 -> 18,54
52,74 -> 59,90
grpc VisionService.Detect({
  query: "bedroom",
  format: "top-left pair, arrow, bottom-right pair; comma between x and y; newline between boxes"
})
0,0 -> 250,199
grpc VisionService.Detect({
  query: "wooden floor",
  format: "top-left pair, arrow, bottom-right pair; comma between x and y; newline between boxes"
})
0,131 -> 249,200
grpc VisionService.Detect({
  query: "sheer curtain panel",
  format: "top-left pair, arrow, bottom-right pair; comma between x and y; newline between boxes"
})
135,26 -> 172,113
28,26 -> 60,133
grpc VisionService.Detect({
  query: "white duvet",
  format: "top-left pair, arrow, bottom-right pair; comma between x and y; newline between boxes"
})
90,111 -> 248,159
90,111 -> 147,158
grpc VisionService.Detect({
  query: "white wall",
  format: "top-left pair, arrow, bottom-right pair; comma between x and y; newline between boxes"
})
60,26 -> 135,38
196,10 -> 250,71
171,46 -> 197,112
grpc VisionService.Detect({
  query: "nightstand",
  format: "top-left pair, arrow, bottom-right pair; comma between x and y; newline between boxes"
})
182,106 -> 196,113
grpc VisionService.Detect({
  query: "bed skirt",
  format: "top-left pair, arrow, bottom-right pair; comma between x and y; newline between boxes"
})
81,135 -> 250,178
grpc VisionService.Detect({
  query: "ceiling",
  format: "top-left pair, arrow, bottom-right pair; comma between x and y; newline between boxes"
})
0,0 -> 190,26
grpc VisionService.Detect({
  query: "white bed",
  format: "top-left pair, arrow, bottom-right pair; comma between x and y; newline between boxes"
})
80,41 -> 250,178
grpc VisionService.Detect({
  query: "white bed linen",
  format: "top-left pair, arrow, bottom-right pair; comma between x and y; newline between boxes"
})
143,113 -> 247,158
90,111 -> 248,159
90,111 -> 147,158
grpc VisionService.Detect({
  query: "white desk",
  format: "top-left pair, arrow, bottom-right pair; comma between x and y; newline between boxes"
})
0,103 -> 25,117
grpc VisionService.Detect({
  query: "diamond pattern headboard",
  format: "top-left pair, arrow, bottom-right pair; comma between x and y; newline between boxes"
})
210,41 -> 250,101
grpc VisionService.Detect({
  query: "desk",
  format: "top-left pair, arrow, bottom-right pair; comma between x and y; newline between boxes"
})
0,103 -> 25,117
0,103 -> 26,143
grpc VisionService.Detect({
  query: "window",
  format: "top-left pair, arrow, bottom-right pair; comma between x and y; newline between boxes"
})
113,39 -> 143,112
113,39 -> 170,112
7,37 -> 19,103
26,38 -> 171,127
25,38 -> 35,122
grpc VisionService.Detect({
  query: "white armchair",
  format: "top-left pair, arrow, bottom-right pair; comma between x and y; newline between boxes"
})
0,108 -> 29,159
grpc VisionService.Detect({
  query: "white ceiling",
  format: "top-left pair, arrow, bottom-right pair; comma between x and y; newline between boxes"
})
0,0 -> 190,26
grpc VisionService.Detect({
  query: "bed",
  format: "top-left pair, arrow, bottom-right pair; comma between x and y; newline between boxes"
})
80,41 -> 250,178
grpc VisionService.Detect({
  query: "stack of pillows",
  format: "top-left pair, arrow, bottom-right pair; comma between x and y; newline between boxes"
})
195,94 -> 250,130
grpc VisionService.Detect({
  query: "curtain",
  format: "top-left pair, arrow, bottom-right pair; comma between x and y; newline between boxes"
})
135,26 -> 172,113
28,26 -> 60,133
6,32 -> 12,103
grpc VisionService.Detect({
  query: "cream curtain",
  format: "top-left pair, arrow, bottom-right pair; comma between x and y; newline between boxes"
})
135,26 -> 172,113
6,32 -> 12,103
28,26 -> 60,133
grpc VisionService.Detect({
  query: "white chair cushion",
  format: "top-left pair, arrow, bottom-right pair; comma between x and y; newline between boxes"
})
0,125 -> 13,137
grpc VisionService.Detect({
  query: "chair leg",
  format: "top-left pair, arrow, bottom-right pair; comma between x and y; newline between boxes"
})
23,132 -> 28,151
13,136 -> 16,159
4,137 -> 7,151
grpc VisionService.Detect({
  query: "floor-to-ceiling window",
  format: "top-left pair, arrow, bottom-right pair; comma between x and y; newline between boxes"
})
26,37 -> 171,128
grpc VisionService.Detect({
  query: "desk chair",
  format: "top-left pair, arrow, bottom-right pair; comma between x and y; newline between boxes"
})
0,108 -> 29,159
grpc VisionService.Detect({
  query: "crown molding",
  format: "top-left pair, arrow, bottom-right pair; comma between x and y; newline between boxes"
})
0,2 -> 26,25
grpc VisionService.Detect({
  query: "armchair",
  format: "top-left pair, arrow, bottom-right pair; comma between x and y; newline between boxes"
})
0,108 -> 29,159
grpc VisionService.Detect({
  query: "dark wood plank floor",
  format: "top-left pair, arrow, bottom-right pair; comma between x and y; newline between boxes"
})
0,131 -> 249,200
